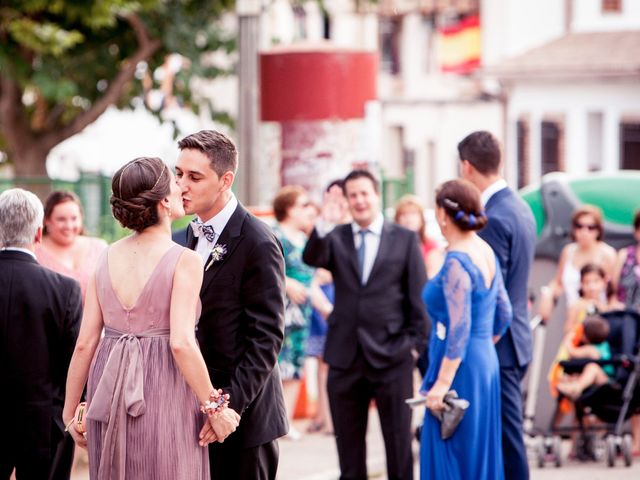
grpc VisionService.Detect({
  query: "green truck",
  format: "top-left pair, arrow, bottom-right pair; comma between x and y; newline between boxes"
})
520,170 -> 640,260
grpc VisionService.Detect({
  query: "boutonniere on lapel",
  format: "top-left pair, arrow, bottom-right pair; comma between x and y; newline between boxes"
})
205,244 -> 228,271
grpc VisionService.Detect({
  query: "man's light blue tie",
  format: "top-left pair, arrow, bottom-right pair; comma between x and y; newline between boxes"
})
357,229 -> 368,284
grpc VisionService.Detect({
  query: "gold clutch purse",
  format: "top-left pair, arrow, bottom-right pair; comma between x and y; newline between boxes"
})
65,402 -> 87,434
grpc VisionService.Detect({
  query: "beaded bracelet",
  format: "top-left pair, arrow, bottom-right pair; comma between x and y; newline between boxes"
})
200,389 -> 230,418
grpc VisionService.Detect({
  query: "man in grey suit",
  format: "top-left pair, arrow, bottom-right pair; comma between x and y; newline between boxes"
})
0,188 -> 83,479
459,131 -> 536,480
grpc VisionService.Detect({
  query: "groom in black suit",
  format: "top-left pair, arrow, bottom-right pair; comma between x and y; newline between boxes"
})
175,130 -> 287,480
0,188 -> 82,479
303,170 -> 428,480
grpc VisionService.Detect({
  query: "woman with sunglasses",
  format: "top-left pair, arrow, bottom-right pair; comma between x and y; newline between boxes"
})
538,205 -> 617,322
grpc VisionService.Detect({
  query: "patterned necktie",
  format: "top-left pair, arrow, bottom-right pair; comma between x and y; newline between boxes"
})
357,229 -> 368,283
191,220 -> 216,243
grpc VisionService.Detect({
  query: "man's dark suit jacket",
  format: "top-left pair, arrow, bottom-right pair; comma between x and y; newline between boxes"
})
0,250 -> 82,476
181,204 -> 288,449
302,222 -> 429,370
479,187 -> 536,368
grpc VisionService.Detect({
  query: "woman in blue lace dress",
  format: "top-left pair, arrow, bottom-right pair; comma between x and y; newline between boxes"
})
420,179 -> 512,480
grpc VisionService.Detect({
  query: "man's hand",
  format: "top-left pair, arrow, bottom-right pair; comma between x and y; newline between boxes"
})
208,408 -> 241,443
322,185 -> 348,224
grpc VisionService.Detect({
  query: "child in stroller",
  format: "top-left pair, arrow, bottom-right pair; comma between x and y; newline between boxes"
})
558,309 -> 640,466
557,315 -> 615,400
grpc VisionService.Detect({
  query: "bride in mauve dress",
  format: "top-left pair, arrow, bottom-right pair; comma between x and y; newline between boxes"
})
63,157 -> 240,479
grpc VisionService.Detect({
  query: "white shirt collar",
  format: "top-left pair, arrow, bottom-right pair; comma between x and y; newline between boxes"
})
481,178 -> 508,207
1,247 -> 37,260
351,213 -> 384,236
197,193 -> 238,237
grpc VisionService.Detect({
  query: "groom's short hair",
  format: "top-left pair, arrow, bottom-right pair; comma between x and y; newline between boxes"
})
457,130 -> 501,175
178,130 -> 238,176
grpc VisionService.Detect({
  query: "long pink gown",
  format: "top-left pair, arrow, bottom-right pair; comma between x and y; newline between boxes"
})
85,244 -> 209,479
35,236 -> 106,299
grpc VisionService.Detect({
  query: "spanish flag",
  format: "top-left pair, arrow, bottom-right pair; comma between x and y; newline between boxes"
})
439,15 -> 481,74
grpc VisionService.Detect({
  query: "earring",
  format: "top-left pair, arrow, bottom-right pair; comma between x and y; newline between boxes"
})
166,205 -> 172,218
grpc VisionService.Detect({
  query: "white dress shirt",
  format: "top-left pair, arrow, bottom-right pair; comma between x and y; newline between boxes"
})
194,194 -> 238,263
480,178 -> 508,207
352,213 -> 384,284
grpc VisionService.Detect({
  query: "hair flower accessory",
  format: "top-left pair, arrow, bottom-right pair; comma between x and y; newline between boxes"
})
205,244 -> 228,271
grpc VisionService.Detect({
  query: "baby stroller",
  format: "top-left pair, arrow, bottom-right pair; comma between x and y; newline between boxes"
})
553,309 -> 640,467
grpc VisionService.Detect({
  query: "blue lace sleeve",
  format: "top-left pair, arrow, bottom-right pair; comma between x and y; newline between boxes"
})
493,267 -> 512,337
443,257 -> 472,360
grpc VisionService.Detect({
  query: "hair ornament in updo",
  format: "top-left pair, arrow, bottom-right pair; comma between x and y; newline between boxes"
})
454,211 -> 464,221
468,214 -> 477,226
118,159 -> 141,197
442,198 -> 460,210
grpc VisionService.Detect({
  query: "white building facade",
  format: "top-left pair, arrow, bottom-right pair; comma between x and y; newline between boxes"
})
200,0 -> 640,206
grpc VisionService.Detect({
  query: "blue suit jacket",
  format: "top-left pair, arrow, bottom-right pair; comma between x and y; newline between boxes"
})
479,187 -> 536,368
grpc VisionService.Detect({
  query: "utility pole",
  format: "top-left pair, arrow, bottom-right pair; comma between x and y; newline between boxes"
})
236,0 -> 261,206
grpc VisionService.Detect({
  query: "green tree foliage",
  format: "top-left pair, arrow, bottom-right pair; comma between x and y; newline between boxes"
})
0,0 -> 235,178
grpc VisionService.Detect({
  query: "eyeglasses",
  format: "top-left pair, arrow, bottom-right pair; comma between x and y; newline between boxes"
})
574,222 -> 599,231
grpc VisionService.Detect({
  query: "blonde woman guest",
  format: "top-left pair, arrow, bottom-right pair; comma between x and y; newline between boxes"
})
394,194 -> 443,278
395,195 -> 444,376
63,158 -> 240,479
538,205 -> 617,322
36,191 -> 108,298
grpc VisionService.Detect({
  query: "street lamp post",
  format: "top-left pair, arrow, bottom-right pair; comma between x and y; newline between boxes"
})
236,0 -> 261,206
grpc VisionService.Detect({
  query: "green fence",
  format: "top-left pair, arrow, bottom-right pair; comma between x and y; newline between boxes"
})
381,167 -> 415,210
0,173 -> 126,241
1,168 -> 416,241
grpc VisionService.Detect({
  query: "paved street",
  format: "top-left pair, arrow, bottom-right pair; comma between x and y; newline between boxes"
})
277,414 -> 640,480
69,410 -> 640,479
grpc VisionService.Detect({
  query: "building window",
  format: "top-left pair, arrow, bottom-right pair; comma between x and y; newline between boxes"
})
322,10 -> 331,40
517,119 -> 529,188
602,0 -> 622,13
541,120 -> 562,174
380,17 -> 402,75
621,123 -> 640,169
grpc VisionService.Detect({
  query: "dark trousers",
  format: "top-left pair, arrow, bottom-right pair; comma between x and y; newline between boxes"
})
328,354 -> 414,480
208,436 -> 279,480
500,364 -> 529,480
0,427 -> 72,480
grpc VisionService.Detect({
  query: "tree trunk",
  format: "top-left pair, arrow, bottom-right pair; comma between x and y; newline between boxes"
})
10,144 -> 53,200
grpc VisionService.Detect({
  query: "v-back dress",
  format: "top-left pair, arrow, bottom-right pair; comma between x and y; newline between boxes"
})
85,244 -> 209,480
420,251 -> 512,480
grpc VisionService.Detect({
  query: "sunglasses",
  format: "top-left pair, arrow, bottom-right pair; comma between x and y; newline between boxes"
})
574,222 -> 599,231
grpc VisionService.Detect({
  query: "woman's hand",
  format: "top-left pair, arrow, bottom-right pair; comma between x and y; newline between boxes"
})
208,408 -> 241,443
286,277 -> 308,305
425,379 -> 449,411
199,419 -> 218,446
64,416 -> 88,449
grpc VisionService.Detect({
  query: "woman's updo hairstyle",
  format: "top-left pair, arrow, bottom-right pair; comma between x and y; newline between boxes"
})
435,179 -> 488,232
111,157 -> 170,232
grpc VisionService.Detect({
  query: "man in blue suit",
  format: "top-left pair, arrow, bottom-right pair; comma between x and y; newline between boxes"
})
458,131 -> 536,479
